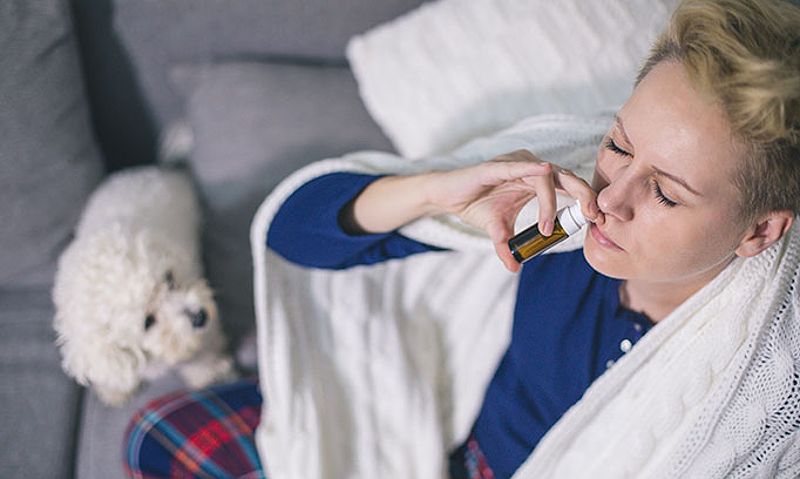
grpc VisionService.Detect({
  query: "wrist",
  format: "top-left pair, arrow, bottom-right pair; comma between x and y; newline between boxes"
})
418,171 -> 447,216
351,172 -> 442,234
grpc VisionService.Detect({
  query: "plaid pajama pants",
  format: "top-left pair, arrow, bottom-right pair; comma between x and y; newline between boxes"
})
124,377 -> 264,479
123,377 -> 494,479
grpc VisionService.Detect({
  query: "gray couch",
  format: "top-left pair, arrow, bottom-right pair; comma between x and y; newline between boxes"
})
0,0 -> 426,477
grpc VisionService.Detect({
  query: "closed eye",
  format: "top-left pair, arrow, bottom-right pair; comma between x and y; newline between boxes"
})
604,137 -> 631,157
604,137 -> 679,208
651,179 -> 678,207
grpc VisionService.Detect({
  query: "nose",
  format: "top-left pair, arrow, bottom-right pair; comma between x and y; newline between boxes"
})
187,308 -> 208,328
596,170 -> 637,222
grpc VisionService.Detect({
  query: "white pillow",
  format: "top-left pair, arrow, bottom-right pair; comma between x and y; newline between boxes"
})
346,0 -> 678,159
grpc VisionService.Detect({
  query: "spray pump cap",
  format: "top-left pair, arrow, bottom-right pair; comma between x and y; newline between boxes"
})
557,202 -> 587,235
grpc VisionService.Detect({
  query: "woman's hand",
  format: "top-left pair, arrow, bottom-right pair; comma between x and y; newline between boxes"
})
424,149 -> 602,273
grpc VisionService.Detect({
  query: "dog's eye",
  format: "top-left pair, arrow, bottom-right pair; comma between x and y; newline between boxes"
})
145,314 -> 156,330
165,270 -> 175,290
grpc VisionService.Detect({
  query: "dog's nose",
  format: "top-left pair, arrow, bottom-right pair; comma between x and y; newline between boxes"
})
188,308 -> 208,328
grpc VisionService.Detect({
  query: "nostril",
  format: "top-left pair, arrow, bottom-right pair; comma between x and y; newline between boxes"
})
188,308 -> 208,328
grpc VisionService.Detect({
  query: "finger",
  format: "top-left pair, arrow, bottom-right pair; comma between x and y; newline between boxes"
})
486,219 -> 521,273
521,165 -> 557,236
484,159 -> 551,184
552,167 -> 601,223
491,149 -> 540,163
494,240 -> 521,273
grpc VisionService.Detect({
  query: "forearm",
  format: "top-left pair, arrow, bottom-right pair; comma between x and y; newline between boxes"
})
351,172 -> 444,234
267,172 -> 446,270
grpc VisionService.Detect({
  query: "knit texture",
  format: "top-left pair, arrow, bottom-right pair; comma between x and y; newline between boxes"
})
517,214 -> 800,478
250,113 -> 800,478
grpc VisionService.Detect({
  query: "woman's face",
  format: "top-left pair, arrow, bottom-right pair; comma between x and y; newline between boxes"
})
584,61 -> 749,284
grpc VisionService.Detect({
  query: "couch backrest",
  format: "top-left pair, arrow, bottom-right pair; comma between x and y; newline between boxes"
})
71,0 -> 427,170
1,0 -> 104,288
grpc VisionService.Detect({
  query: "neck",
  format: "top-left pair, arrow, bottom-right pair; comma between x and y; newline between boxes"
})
620,280 -> 698,324
620,257 -> 735,324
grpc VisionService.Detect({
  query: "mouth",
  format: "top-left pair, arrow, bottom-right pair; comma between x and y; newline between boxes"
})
589,223 -> 624,251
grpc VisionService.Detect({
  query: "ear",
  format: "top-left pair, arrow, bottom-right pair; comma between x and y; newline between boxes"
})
735,211 -> 795,258
59,337 -> 144,407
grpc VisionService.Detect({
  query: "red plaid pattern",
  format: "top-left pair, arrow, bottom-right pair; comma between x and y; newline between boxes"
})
124,377 -> 264,479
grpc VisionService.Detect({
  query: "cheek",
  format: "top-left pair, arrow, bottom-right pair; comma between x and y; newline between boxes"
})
628,210 -> 738,279
584,204 -> 732,281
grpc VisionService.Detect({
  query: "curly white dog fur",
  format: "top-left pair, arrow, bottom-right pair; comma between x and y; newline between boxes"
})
52,166 -> 235,406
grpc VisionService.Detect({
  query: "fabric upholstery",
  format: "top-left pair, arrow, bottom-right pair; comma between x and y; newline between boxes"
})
169,61 -> 394,348
75,372 -> 189,479
0,288 -> 82,479
75,58 -> 395,475
0,1 -> 103,476
71,0 -> 160,171
111,0 -> 427,128
0,0 -> 104,287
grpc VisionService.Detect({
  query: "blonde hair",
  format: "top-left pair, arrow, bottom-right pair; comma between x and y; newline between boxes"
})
636,0 -> 800,223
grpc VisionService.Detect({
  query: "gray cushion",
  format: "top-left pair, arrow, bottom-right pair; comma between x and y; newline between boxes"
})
0,289 -> 82,479
112,0 -> 428,128
75,372 -> 189,479
0,0 -> 104,287
171,61 -> 394,347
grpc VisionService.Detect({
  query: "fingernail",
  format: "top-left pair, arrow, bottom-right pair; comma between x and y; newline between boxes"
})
541,220 -> 552,236
589,202 -> 600,221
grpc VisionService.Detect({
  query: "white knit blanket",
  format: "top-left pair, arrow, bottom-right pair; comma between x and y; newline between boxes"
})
250,114 -> 800,478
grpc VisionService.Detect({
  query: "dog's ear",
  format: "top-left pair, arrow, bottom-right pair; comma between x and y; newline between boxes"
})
59,337 -> 144,407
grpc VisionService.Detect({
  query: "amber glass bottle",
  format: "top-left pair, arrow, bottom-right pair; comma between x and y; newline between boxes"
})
508,202 -> 586,264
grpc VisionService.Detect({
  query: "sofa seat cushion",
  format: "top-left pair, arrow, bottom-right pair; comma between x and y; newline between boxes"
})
0,288 -> 82,479
75,372 -> 189,479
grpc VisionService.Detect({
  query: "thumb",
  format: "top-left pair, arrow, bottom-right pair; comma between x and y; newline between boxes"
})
486,220 -> 521,273
493,240 -> 521,273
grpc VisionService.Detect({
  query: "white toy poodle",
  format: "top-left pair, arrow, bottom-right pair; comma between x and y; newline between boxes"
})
52,165 -> 235,406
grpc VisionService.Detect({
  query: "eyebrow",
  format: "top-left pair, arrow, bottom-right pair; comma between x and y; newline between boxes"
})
614,114 -> 703,197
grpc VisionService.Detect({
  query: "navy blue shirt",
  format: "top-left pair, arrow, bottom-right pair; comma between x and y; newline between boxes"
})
266,172 -> 655,479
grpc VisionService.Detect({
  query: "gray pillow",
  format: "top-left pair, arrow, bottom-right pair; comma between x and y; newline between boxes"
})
171,61 -> 394,344
113,0 -> 429,129
0,0 -> 104,287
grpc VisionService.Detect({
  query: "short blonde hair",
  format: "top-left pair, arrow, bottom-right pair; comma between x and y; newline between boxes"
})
637,0 -> 800,223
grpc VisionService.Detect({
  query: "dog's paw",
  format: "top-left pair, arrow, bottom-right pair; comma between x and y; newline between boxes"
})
179,354 -> 237,389
94,384 -> 136,407
206,355 -> 237,384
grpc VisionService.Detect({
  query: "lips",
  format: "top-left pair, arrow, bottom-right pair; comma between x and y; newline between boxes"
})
590,223 -> 623,250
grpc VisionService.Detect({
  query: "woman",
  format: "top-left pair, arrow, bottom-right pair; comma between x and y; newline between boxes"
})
124,0 -> 800,477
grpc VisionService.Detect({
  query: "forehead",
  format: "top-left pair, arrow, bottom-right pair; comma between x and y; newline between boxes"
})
619,61 -> 743,195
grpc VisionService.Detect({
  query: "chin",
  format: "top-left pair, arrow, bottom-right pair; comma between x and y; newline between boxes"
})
582,229 -> 631,280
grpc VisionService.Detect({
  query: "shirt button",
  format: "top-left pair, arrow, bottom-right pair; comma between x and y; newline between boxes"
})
620,339 -> 632,353
606,359 -> 615,369
633,323 -> 642,332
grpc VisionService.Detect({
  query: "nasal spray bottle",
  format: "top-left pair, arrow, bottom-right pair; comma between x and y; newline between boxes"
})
508,202 -> 587,264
